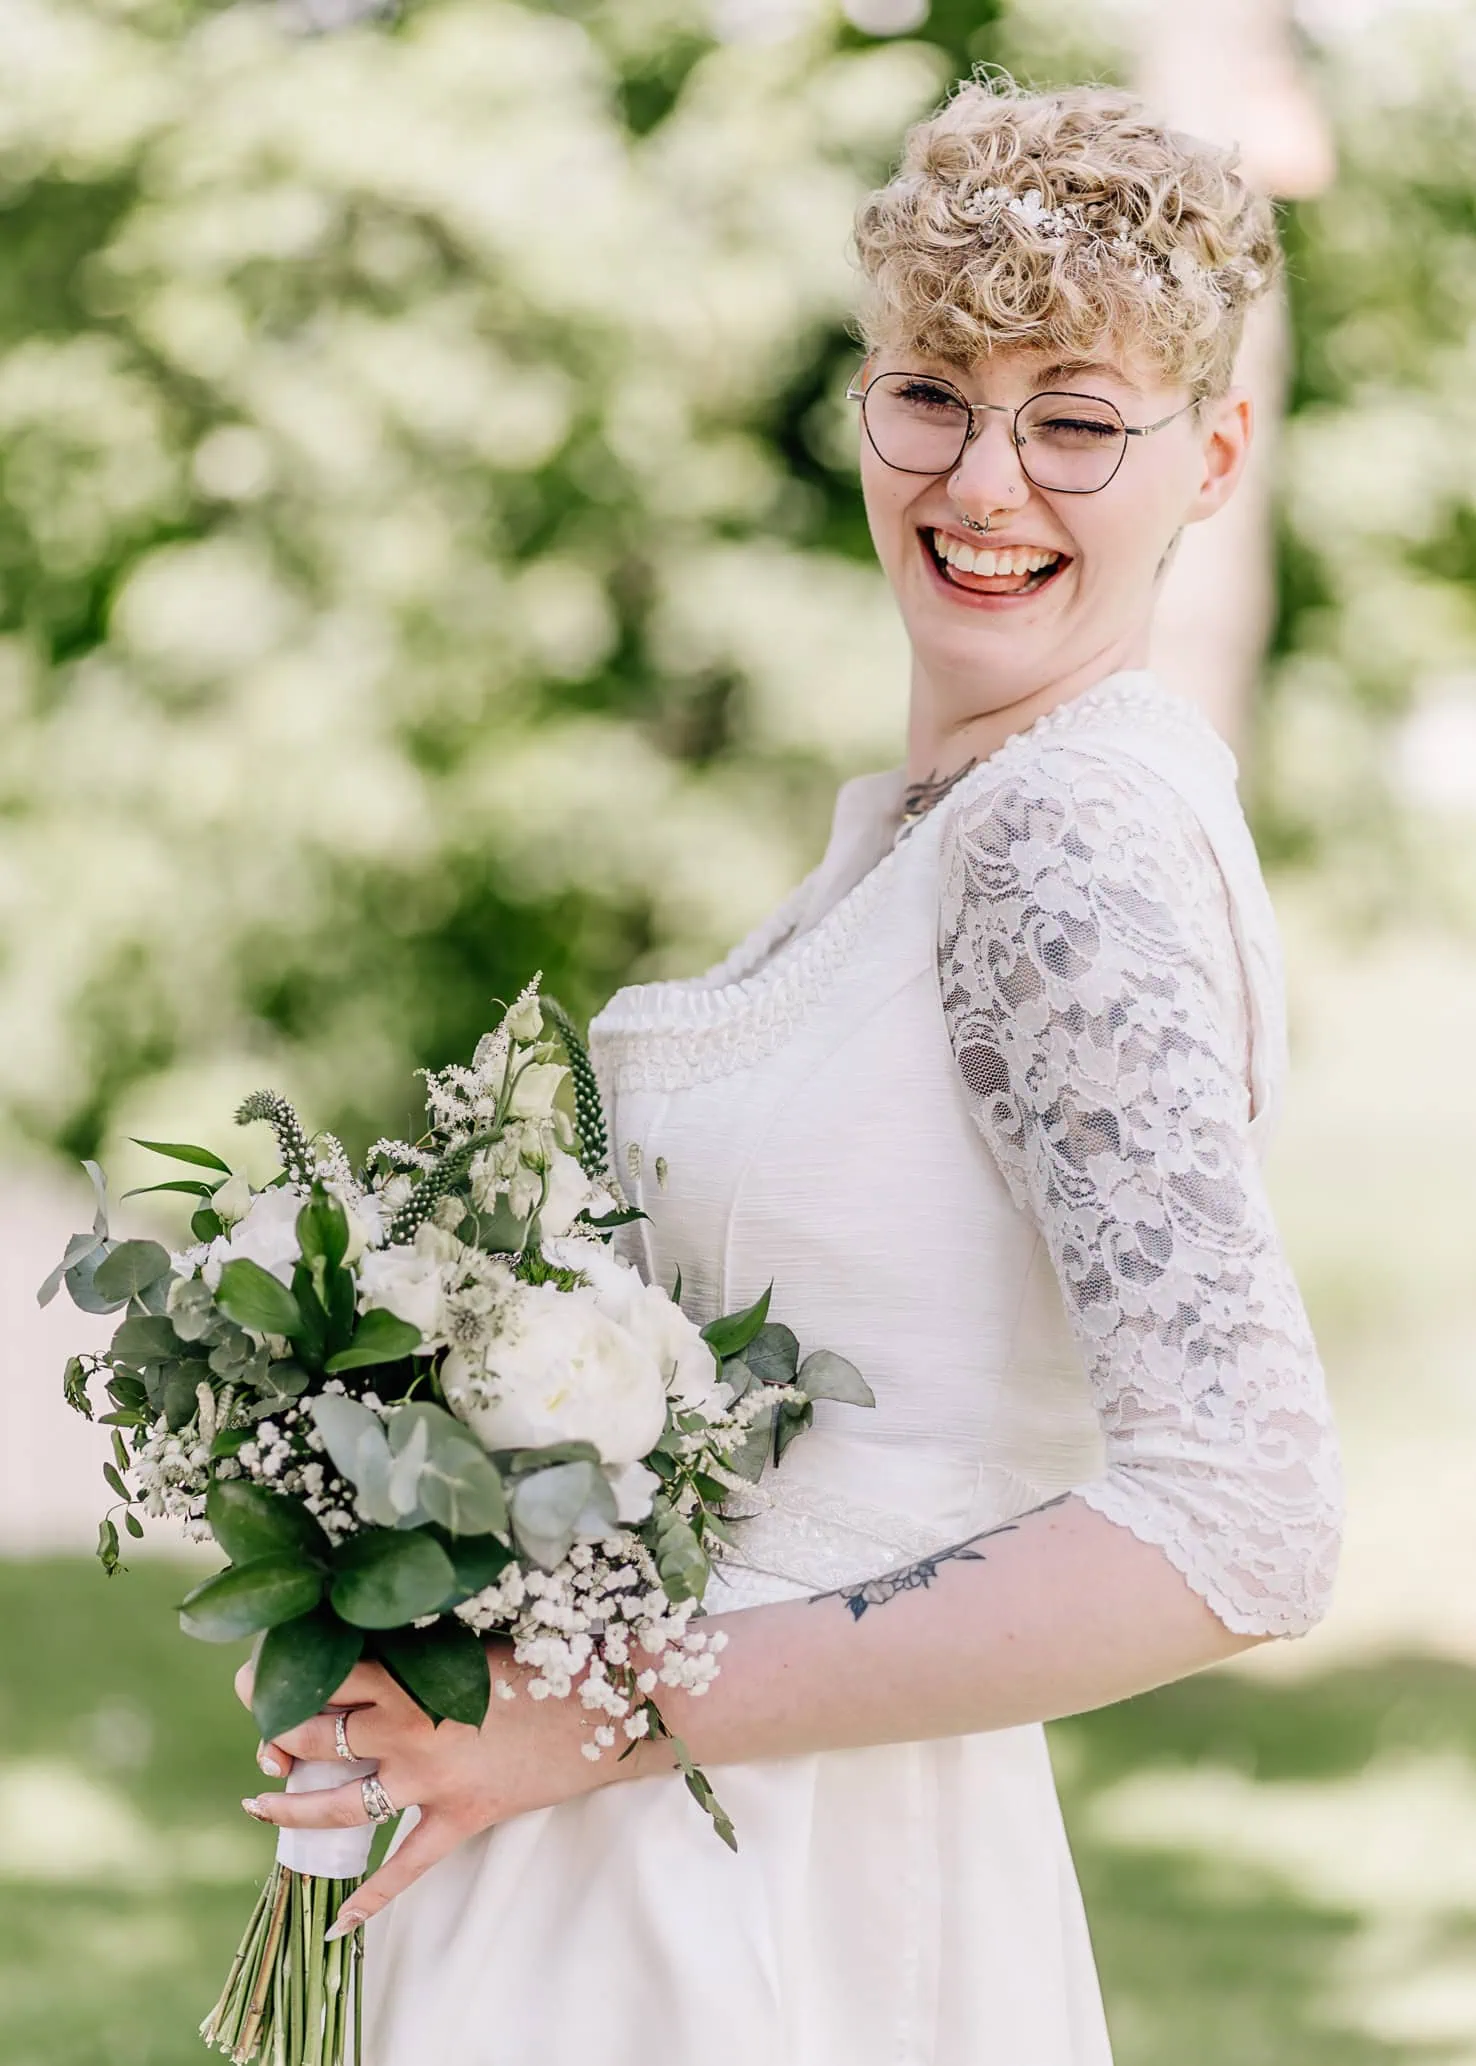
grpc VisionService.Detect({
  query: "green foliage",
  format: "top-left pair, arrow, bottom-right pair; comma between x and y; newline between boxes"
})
214,1257 -> 303,1340
375,1619 -> 492,1727
251,1608 -> 364,1741
328,1527 -> 458,1629
179,1557 -> 325,1643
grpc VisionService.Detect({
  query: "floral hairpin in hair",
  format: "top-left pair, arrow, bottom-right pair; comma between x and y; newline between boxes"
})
948,182 -> 1247,307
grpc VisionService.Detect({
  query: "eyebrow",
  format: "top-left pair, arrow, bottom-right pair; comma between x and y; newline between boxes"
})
1035,360 -> 1142,392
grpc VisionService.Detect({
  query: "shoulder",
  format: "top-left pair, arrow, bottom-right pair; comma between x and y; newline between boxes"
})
938,737 -> 1234,969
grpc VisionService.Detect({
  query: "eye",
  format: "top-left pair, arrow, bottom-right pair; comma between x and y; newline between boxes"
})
893,379 -> 966,416
1033,414 -> 1120,442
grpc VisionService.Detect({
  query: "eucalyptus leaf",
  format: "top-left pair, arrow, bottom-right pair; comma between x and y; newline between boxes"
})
329,1528 -> 457,1628
740,1323 -> 800,1386
311,1393 -> 388,1482
37,1230 -> 103,1308
700,1283 -> 773,1360
572,1469 -> 619,1541
82,1159 -> 110,1238
649,1498 -> 709,1603
795,1350 -> 875,1408
64,1242 -> 127,1315
111,1314 -> 185,1365
387,1412 -> 431,1518
168,1277 -> 222,1344
773,1395 -> 814,1462
93,1240 -> 173,1303
179,1557 -> 324,1642
207,1477 -> 330,1566
252,1608 -> 363,1740
375,1620 -> 490,1727
723,1403 -> 775,1484
390,1404 -> 507,1538
216,1258 -> 302,1339
510,1461 -> 596,1570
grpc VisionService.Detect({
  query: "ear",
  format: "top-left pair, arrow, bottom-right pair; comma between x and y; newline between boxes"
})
1184,388 -> 1254,525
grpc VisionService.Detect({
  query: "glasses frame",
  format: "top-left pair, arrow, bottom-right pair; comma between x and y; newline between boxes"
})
845,366 -> 1200,494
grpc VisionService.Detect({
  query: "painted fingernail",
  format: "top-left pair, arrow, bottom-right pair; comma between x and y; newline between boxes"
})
324,1910 -> 365,1942
257,1750 -> 283,1777
241,1796 -> 269,1821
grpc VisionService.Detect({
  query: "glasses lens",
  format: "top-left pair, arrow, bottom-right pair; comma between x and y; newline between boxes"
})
862,373 -> 970,474
1014,391 -> 1127,492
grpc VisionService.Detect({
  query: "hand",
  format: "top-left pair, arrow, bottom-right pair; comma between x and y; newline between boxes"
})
233,1647 -> 620,1933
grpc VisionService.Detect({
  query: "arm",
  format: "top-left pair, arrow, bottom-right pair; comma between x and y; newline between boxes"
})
245,748 -> 1342,1915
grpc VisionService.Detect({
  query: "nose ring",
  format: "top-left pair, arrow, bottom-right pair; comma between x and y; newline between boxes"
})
959,512 -> 992,535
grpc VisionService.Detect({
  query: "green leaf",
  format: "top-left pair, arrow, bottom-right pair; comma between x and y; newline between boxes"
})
252,1609 -> 364,1740
82,1160 -> 110,1238
216,1258 -> 303,1339
111,1428 -> 129,1472
97,1518 -> 121,1576
296,1187 -> 349,1275
211,1426 -> 253,1459
329,1529 -> 457,1629
38,1231 -> 103,1309
102,1461 -> 130,1501
795,1349 -> 875,1408
179,1557 -> 324,1642
92,1239 -> 173,1304
123,1511 -> 144,1539
287,1261 -> 329,1370
162,1364 -> 204,1430
63,1356 -> 92,1417
375,1620 -> 490,1727
440,1532 -> 515,1601
132,1137 -> 233,1175
121,1179 -> 222,1203
700,1283 -> 773,1360
649,1498 -> 709,1603
722,1402 -> 774,1484
323,1306 -> 422,1374
191,1207 -> 225,1243
495,1440 -> 601,1477
773,1395 -> 814,1463
111,1314 -> 185,1365
206,1477 -> 330,1566
106,1373 -> 148,1410
389,1404 -> 507,1538
740,1323 -> 800,1386
665,1727 -> 737,1851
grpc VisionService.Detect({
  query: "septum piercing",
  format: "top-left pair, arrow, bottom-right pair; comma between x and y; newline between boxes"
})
959,512 -> 991,535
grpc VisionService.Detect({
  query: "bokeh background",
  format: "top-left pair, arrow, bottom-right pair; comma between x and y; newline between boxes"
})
2,0 -> 1475,2060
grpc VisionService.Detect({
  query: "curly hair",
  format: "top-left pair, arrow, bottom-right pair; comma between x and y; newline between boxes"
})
851,74 -> 1280,396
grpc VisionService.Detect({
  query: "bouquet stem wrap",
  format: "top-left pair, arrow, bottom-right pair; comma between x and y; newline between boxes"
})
201,1744 -> 383,2063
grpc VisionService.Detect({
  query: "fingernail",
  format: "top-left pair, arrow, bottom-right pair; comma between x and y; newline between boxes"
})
241,1796 -> 269,1821
324,1910 -> 365,1942
257,1751 -> 283,1777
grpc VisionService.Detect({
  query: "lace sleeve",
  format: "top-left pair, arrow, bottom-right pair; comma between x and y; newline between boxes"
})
937,746 -> 1344,1638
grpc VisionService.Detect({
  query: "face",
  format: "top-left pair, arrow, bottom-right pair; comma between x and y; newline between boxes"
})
855,339 -> 1253,728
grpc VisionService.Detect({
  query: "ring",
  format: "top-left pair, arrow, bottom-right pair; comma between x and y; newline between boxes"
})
361,1774 -> 397,1824
333,1712 -> 356,1763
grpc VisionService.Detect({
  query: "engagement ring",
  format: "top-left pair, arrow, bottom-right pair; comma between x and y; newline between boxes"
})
360,1774 -> 397,1824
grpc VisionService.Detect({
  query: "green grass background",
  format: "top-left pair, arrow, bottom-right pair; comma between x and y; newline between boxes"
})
3,1559 -> 1473,2064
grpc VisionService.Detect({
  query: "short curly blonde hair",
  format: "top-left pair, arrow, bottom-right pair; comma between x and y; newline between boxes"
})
852,75 -> 1279,396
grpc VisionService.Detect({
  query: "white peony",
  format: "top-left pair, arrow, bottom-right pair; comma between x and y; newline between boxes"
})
545,1239 -> 729,1421
441,1283 -> 668,1464
201,1185 -> 303,1289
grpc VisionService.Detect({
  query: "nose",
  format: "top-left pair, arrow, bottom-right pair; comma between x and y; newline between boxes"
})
947,413 -> 1031,522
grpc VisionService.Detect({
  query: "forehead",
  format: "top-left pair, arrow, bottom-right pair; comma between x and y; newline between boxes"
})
882,340 -> 1160,399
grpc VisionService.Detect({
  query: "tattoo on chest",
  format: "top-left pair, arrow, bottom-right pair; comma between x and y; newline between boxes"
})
900,758 -> 978,827
810,1494 -> 1070,1621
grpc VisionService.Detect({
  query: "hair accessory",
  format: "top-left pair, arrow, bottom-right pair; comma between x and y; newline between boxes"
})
947,184 -> 1237,305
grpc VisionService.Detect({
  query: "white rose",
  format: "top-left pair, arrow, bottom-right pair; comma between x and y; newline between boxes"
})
505,994 -> 543,1043
537,1150 -> 593,1239
356,1241 -> 445,1348
551,1244 -> 729,1421
201,1185 -> 303,1289
212,1172 -> 252,1226
507,1062 -> 565,1121
441,1284 -> 668,1464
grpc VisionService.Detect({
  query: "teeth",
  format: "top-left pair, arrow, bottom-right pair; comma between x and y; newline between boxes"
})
933,533 -> 1060,579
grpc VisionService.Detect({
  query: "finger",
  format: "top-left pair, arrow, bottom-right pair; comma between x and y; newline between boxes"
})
241,1779 -> 376,1831
234,1659 -> 256,1710
324,1812 -> 465,1936
256,1737 -> 293,1780
322,1661 -> 411,1711
268,1707 -> 378,1768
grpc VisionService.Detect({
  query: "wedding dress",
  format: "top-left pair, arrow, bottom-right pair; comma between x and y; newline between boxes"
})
363,667 -> 1343,2065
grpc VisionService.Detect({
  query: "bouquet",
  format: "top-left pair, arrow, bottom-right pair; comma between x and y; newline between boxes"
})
42,980 -> 873,2066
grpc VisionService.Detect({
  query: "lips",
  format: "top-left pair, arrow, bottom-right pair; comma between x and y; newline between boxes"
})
918,528 -> 1071,606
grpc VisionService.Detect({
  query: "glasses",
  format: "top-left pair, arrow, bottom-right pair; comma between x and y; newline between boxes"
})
845,368 -> 1198,494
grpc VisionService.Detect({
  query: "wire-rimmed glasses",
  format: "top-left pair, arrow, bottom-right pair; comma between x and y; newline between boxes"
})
845,368 -> 1199,494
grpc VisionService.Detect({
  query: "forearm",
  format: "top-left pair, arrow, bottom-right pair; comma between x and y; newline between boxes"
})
633,1494 -> 1268,1772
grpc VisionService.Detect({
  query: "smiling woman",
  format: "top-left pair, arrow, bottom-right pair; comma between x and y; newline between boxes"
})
244,73 -> 1342,2066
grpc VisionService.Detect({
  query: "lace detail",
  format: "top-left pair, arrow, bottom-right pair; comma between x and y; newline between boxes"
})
707,1476 -> 963,1609
937,745 -> 1344,1638
591,672 -> 1226,1096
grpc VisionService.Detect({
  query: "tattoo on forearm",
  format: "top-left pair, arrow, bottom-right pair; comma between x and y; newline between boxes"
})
810,1495 -> 1070,1621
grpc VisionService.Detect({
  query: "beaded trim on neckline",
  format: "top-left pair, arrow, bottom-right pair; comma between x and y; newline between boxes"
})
589,672 -> 1229,1092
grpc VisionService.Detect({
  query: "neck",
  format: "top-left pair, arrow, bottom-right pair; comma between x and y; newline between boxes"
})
904,629 -> 1151,785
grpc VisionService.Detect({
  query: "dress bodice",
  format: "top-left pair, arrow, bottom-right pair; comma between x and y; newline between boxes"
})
589,670 -> 1343,1634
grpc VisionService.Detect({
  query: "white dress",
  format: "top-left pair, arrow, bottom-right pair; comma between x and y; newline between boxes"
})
364,668 -> 1344,2066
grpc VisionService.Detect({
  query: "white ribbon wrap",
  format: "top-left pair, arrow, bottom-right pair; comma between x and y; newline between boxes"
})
276,1752 -> 380,1879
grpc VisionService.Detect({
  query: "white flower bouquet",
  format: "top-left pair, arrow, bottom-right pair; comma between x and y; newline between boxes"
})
43,981 -> 872,2066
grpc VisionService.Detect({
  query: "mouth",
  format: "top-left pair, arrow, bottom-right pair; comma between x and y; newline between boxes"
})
919,528 -> 1071,607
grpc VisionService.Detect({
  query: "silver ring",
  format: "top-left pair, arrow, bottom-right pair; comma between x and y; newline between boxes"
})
333,1712 -> 357,1763
361,1773 -> 397,1824
959,511 -> 992,534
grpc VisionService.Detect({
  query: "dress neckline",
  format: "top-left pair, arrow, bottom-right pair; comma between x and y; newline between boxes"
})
591,669 -> 1227,1055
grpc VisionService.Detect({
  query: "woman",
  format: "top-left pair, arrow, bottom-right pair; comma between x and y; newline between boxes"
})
241,77 -> 1344,2064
